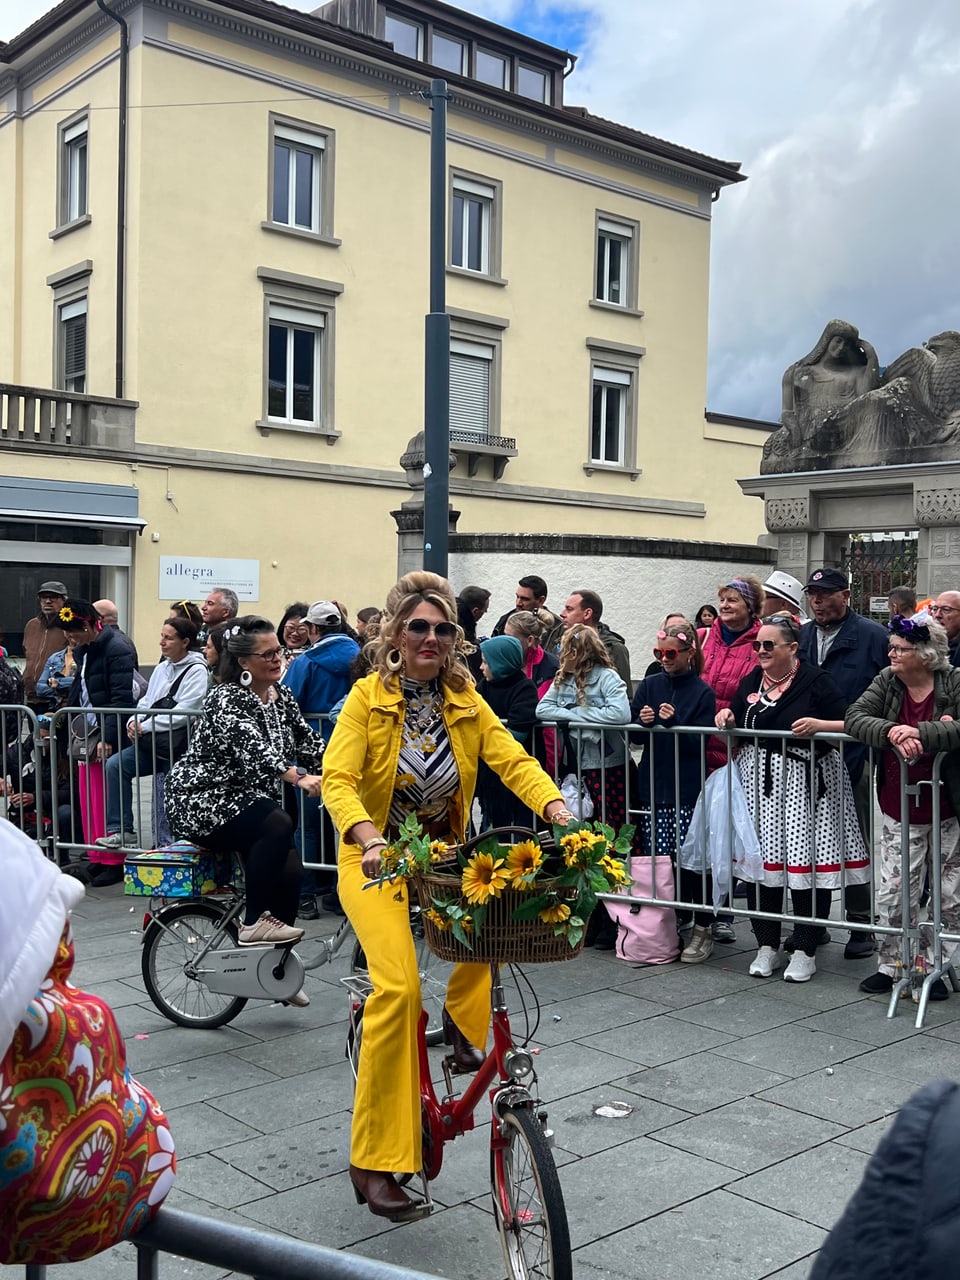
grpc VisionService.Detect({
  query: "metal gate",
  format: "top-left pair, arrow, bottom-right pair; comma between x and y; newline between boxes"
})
841,536 -> 918,616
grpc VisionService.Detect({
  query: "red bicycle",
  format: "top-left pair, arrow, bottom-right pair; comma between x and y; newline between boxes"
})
345,827 -> 573,1280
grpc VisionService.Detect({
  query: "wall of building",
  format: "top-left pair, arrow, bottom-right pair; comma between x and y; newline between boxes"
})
449,535 -> 777,681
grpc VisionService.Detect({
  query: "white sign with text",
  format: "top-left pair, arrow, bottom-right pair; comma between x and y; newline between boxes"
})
159,557 -> 259,601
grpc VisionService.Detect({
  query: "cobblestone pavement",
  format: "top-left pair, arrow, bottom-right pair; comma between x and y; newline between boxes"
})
35,886 -> 960,1280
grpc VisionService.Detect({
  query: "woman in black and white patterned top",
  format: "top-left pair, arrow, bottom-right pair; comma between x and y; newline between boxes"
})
165,616 -> 324,972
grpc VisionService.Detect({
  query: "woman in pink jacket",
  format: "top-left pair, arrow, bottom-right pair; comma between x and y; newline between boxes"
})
698,575 -> 764,942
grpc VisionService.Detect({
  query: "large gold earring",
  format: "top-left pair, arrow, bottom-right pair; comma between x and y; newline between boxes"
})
385,647 -> 403,674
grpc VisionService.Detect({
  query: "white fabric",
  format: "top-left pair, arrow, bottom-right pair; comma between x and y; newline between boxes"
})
679,763 -> 765,909
0,819 -> 84,1059
130,652 -> 208,736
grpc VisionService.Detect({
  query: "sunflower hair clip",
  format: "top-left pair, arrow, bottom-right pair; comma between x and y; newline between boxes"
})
58,606 -> 75,624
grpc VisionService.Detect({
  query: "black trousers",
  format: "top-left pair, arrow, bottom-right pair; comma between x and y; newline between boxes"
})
749,885 -> 832,957
202,798 -> 301,926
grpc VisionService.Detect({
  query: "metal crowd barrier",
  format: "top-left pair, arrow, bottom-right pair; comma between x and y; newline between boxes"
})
22,1204 -> 444,1280
534,715 -> 958,1029
6,699 -> 957,1029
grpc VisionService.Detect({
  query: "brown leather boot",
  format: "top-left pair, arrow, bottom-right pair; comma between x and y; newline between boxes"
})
349,1165 -> 419,1221
442,1007 -> 485,1072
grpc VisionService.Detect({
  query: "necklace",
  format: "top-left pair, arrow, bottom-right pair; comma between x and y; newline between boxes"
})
761,662 -> 798,693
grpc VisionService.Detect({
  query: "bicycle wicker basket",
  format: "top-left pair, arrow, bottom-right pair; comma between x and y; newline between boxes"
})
414,870 -> 586,965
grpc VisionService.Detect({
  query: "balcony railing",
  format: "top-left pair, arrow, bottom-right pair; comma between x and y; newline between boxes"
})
449,429 -> 518,479
0,383 -> 137,450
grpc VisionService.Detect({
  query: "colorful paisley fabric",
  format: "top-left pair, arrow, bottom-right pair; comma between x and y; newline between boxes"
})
0,924 -> 175,1264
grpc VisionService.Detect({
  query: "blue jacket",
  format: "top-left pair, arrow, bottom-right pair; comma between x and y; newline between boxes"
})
798,608 -> 889,781
282,633 -> 359,729
630,669 -> 716,806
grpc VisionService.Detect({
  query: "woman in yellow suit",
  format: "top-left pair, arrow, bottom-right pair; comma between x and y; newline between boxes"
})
322,571 -> 573,1222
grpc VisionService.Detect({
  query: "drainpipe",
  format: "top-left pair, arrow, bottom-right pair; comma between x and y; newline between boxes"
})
96,0 -> 128,400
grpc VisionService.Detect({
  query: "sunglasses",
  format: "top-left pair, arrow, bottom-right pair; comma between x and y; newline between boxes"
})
751,639 -> 789,652
653,646 -> 691,660
404,619 -> 458,641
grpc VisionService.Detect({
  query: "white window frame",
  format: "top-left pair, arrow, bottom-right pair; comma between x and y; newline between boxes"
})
449,171 -> 503,282
431,31 -> 465,75
584,338 -> 644,478
593,212 -> 642,312
55,111 -> 89,232
267,117 -> 338,241
267,304 -> 323,426
257,268 -> 342,439
384,12 -> 423,59
475,48 -> 508,89
590,366 -> 629,465
517,64 -> 550,103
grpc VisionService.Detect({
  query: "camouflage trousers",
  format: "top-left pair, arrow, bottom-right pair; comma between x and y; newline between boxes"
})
877,814 -> 960,975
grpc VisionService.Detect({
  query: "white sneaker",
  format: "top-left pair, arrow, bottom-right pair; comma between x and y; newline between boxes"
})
749,946 -> 783,978
783,952 -> 816,983
285,987 -> 310,1007
238,912 -> 304,946
680,925 -> 714,965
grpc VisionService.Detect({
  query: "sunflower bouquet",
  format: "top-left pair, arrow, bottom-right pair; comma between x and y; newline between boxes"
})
380,813 -> 633,962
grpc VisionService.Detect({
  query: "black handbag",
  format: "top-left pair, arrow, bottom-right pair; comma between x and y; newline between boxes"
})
142,669 -> 192,764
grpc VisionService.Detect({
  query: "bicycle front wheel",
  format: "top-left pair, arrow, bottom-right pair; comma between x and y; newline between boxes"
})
141,900 -> 248,1029
491,1104 -> 572,1280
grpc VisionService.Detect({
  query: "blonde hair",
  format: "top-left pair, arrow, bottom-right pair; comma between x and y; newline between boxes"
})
553,627 -> 614,704
504,608 -> 553,642
370,571 -> 473,691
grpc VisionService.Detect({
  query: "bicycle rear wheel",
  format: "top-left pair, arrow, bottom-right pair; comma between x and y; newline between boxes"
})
141,900 -> 248,1029
491,1104 -> 572,1280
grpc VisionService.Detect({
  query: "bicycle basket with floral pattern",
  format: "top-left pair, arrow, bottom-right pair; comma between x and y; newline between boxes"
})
379,814 -> 633,964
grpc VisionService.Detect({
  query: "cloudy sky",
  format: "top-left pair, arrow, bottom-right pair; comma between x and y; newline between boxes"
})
5,0 -> 959,420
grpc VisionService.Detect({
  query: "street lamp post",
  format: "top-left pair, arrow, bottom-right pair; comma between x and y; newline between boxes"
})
422,78 -> 450,576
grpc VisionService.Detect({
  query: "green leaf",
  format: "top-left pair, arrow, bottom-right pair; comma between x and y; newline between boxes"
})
512,894 -> 551,921
566,924 -> 584,948
470,903 -> 488,935
451,919 -> 475,951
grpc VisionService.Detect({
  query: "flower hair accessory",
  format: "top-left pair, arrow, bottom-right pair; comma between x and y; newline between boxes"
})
656,630 -> 667,639
888,616 -> 929,643
224,624 -> 242,639
676,631 -> 688,642
58,606 -> 75,624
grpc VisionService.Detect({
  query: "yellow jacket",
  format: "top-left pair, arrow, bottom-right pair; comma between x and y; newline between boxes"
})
322,672 -> 562,843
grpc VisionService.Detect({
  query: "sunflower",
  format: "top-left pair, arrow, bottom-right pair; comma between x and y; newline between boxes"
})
429,839 -> 452,864
424,907 -> 451,931
539,901 -> 571,924
599,855 -> 629,886
460,851 -> 509,904
58,606 -> 75,623
503,840 -> 543,888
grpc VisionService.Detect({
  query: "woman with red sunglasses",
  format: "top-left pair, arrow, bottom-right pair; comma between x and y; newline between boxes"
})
716,614 -> 869,983
631,621 -> 717,961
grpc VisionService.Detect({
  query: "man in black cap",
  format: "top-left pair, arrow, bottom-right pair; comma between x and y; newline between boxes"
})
23,582 -> 68,707
796,567 -> 889,958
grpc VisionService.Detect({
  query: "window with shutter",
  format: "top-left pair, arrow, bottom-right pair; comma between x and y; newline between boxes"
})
596,219 -> 633,306
450,339 -> 492,439
59,299 -> 87,394
590,366 -> 630,464
58,115 -> 89,227
272,125 -> 324,233
267,304 -> 323,424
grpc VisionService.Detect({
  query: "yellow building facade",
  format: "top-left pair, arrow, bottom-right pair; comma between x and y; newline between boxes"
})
0,0 -> 767,655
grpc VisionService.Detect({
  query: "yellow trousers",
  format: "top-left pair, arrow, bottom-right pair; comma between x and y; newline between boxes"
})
339,842 -> 491,1173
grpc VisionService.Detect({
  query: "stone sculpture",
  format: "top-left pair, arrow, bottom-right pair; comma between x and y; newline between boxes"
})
762,324 -> 960,474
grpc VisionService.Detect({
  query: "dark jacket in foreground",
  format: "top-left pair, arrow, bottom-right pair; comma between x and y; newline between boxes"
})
798,607 -> 889,781
65,626 -> 136,750
845,665 -> 960,816
810,1079 -> 960,1280
630,669 -> 715,806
